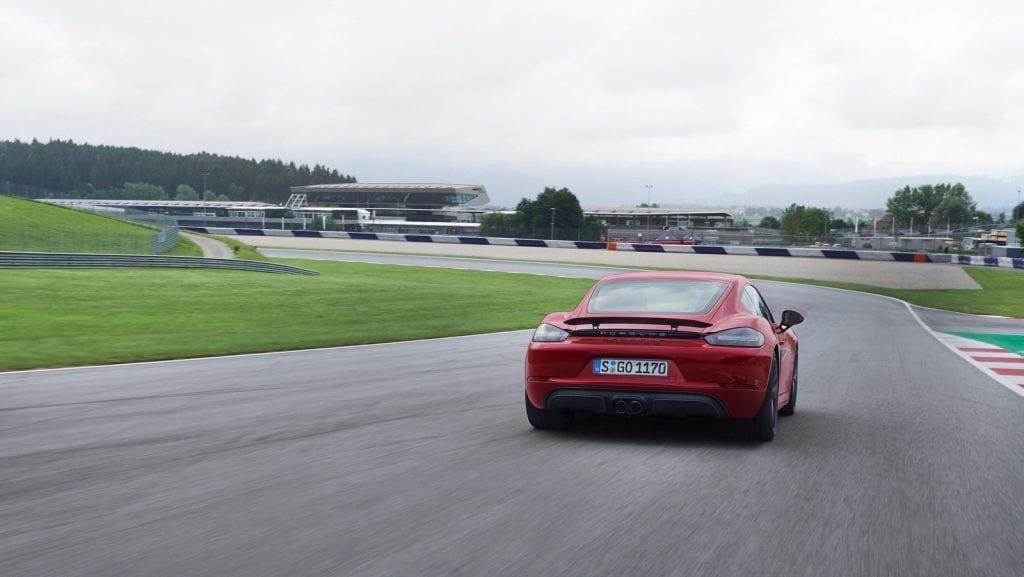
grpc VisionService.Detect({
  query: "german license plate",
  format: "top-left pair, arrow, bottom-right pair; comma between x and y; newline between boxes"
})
593,359 -> 668,377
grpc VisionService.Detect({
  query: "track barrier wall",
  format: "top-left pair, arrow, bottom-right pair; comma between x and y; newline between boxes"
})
0,252 -> 319,275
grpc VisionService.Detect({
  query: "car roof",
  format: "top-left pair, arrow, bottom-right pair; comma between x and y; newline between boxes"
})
595,270 -> 749,285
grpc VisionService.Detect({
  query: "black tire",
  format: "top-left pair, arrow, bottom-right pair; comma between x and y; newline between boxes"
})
778,354 -> 797,416
734,356 -> 778,441
525,392 -> 573,430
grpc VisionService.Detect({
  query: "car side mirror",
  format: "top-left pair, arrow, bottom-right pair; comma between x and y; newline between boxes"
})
779,310 -> 804,332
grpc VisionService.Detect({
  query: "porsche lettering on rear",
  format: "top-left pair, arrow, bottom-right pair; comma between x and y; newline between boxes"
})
603,338 -> 664,346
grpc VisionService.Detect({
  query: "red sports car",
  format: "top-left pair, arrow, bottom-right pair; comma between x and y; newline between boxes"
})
525,271 -> 803,441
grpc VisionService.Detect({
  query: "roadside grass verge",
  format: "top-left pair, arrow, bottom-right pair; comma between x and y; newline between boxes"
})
0,260 -> 594,370
752,267 -> 1024,318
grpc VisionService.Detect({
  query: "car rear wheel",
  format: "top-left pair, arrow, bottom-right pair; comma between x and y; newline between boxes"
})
779,354 -> 797,417
525,392 -> 574,430
734,356 -> 778,441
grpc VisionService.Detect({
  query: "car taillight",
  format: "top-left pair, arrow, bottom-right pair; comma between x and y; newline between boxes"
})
532,323 -> 569,342
704,327 -> 765,347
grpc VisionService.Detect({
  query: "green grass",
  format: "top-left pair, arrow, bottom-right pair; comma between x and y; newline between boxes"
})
0,195 -> 153,235
161,236 -> 203,257
752,267 -> 1024,318
0,195 -> 155,253
0,194 -> 195,255
0,260 -> 594,370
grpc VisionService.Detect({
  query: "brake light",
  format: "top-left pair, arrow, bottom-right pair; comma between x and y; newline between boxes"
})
704,327 -> 765,347
532,323 -> 570,342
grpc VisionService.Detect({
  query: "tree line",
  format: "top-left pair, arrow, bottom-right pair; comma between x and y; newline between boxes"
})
766,182 -> 1012,243
0,139 -> 356,203
480,187 -> 605,241
886,183 -> 977,229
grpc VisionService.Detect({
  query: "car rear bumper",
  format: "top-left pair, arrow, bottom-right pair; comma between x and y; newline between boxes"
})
526,379 -> 770,418
544,387 -> 730,419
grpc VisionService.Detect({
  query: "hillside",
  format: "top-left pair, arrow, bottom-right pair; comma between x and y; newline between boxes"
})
0,195 -> 159,253
0,196 -> 151,234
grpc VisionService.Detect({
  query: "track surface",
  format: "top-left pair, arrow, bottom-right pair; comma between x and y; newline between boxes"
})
2,253 -> 1023,577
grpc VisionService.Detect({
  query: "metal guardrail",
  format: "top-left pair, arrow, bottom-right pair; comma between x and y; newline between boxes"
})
0,252 -> 319,275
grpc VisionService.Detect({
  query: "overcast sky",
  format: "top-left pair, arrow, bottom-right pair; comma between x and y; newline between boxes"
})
3,0 -> 1024,208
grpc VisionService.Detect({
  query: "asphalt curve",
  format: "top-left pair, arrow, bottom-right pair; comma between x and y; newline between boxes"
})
2,254 -> 1023,577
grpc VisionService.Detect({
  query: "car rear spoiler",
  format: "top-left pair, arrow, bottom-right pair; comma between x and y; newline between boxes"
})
563,316 -> 712,330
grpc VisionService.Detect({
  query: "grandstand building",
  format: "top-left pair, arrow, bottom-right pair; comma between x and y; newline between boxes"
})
279,183 -> 490,233
41,183 -> 492,233
586,207 -> 733,230
40,187 -> 740,240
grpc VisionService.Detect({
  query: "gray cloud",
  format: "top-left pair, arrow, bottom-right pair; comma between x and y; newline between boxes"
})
2,0 -> 1024,207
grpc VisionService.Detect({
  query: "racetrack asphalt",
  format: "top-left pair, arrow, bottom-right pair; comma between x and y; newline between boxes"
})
239,235 -> 981,289
1,254 -> 1022,577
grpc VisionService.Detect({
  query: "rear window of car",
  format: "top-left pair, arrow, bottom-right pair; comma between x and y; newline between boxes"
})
586,279 -> 728,315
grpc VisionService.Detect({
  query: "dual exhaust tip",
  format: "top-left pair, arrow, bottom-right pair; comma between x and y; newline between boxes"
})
613,399 -> 644,416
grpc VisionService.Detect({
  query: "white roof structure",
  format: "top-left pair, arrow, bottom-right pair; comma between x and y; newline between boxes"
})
289,183 -> 490,209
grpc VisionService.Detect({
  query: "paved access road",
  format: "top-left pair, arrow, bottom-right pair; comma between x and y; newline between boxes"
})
2,254 -> 1023,577
181,232 -> 234,259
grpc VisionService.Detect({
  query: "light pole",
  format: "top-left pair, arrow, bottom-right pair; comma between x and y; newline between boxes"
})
201,172 -> 210,226
550,207 -> 556,240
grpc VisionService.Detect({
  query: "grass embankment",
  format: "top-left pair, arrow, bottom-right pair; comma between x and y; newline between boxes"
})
209,234 -> 269,260
0,260 -> 594,370
160,237 -> 203,256
0,195 -> 157,253
756,267 -> 1024,318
